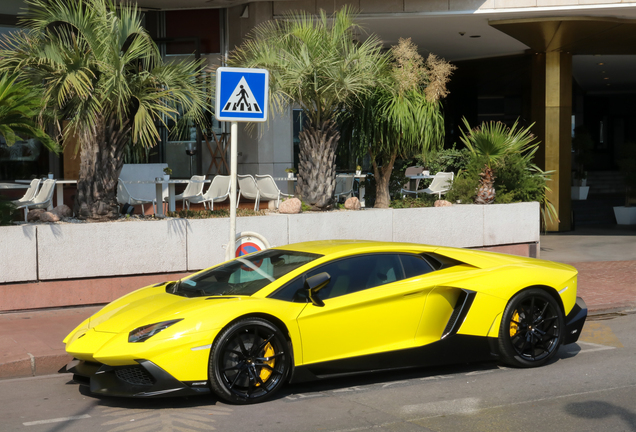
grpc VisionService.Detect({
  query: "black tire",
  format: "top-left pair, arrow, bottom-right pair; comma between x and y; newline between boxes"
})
209,318 -> 290,404
498,288 -> 564,368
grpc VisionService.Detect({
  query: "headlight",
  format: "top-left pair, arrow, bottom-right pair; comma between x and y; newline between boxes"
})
128,319 -> 183,343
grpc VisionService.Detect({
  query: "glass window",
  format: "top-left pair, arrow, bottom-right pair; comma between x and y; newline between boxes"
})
171,249 -> 320,298
400,254 -> 435,279
270,254 -> 406,302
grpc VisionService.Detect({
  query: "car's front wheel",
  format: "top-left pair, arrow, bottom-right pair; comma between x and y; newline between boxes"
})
209,318 -> 290,404
498,288 -> 564,367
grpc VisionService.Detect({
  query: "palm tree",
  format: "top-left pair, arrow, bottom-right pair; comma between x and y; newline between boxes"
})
0,73 -> 59,152
229,7 -> 387,210
459,118 -> 538,204
342,39 -> 452,208
0,0 -> 206,220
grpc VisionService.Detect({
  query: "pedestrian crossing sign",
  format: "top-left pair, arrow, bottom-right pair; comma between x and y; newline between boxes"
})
215,67 -> 269,122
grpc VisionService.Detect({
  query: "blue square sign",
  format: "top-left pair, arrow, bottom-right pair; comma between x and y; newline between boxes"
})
215,67 -> 269,122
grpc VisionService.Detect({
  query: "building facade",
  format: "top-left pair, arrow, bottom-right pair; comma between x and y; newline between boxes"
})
2,0 -> 636,230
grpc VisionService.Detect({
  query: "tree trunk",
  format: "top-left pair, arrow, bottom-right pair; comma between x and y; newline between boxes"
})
74,115 -> 131,220
295,120 -> 339,210
372,149 -> 397,209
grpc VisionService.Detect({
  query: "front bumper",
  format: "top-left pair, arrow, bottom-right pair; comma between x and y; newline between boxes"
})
563,297 -> 587,345
65,359 -> 210,398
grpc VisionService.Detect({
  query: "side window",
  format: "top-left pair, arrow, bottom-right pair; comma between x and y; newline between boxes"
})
400,254 -> 435,279
270,254 -> 406,302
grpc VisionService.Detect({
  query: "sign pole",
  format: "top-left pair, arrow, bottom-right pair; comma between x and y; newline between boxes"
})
215,67 -> 269,260
228,121 -> 238,260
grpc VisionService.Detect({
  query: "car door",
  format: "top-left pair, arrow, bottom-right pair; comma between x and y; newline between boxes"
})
296,253 -> 437,366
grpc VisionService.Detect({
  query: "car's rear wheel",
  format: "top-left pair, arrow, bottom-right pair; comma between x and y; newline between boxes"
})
209,318 -> 289,404
498,288 -> 564,367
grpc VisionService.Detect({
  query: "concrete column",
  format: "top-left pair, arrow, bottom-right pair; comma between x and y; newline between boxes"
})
533,51 -> 572,231
544,51 -> 572,231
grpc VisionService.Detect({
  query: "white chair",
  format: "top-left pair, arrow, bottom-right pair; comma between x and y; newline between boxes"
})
255,174 -> 292,209
334,174 -> 354,202
166,175 -> 205,210
11,179 -> 41,206
237,175 -> 260,211
401,166 -> 425,193
403,172 -> 454,198
187,175 -> 231,210
15,179 -> 56,221
117,179 -> 156,215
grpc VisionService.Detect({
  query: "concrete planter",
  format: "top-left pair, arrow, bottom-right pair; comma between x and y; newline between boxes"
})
613,206 -> 636,225
571,186 -> 589,200
0,202 -> 539,285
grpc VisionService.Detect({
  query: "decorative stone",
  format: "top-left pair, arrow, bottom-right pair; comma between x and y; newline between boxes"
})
278,198 -> 302,214
434,200 -> 453,207
344,197 -> 361,210
51,205 -> 72,218
26,209 -> 46,222
39,211 -> 60,222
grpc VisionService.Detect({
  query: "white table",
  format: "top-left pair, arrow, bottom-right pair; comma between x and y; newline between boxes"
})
273,176 -> 297,195
121,179 -> 210,217
15,179 -> 77,206
405,173 -> 435,192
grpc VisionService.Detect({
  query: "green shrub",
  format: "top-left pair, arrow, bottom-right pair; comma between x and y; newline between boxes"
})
0,195 -> 17,226
419,144 -> 471,175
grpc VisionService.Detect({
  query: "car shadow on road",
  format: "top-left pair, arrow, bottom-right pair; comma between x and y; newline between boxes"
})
72,361 -> 505,408
565,401 -> 636,431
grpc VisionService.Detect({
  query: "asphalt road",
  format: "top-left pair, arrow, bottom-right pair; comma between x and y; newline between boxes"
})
2,312 -> 635,432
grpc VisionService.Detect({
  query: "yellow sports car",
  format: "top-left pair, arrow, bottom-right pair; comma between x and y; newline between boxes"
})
64,240 -> 587,404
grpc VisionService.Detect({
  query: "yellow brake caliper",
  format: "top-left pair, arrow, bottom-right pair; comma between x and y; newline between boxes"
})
257,342 -> 275,385
510,311 -> 520,337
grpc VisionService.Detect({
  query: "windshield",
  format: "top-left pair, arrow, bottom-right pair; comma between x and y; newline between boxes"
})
170,249 -> 321,298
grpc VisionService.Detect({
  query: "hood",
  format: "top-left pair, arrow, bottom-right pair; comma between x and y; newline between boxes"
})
89,287 -> 242,334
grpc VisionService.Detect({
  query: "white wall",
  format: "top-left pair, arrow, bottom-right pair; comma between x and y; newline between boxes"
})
0,202 -> 539,283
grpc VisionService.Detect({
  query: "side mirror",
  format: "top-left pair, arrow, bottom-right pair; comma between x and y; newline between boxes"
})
305,272 -> 330,307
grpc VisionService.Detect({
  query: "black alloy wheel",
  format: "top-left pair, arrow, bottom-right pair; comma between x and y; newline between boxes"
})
209,318 -> 289,404
498,288 -> 564,368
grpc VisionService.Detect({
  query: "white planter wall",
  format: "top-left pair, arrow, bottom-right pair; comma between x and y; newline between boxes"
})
0,225 -> 37,283
0,202 -> 540,283
36,219 -> 187,280
393,205 -> 484,247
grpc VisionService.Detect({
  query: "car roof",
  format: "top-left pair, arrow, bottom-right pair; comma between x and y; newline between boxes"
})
272,240 -> 436,257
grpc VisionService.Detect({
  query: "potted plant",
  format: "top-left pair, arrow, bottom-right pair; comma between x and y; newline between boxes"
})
614,142 -> 636,225
285,167 -> 296,179
356,165 -> 362,176
163,167 -> 172,181
571,126 -> 593,200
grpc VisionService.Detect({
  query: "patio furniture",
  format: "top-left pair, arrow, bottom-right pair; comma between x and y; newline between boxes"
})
15,179 -> 56,221
165,175 -> 205,210
402,166 -> 425,192
187,175 -> 231,210
255,174 -> 293,209
11,178 -> 40,206
117,179 -> 156,215
402,171 -> 454,198
334,174 -> 354,202
237,175 -> 260,211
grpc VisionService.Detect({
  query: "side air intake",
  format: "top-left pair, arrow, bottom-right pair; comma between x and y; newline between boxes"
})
441,290 -> 476,339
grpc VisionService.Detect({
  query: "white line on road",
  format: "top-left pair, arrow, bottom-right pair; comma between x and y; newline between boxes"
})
23,415 -> 91,426
568,341 -> 617,354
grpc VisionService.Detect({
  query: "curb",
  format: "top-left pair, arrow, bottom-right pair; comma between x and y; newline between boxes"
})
0,352 -> 71,380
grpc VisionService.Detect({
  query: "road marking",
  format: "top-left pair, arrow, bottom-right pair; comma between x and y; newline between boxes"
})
401,397 -> 480,416
578,321 -> 624,348
23,415 -> 91,426
568,341 -> 617,354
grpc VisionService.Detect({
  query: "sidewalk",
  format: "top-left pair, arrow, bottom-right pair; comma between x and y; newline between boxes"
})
1,225 -> 635,380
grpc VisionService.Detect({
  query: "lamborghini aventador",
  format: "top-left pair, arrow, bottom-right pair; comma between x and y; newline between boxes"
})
63,240 -> 587,404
